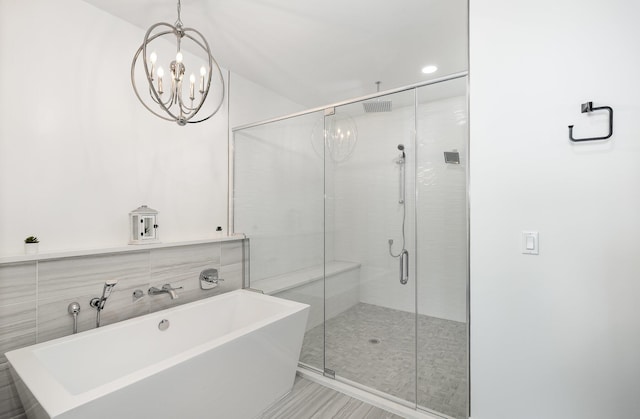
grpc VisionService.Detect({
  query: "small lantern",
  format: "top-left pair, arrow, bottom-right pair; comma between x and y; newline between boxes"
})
129,205 -> 159,244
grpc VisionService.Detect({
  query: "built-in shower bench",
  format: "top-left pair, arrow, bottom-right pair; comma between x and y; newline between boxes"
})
251,261 -> 361,330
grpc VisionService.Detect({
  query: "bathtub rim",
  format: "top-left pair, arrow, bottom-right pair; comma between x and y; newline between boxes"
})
6,289 -> 309,418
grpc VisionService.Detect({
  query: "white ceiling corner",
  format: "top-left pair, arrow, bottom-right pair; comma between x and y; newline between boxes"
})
82,0 -> 468,108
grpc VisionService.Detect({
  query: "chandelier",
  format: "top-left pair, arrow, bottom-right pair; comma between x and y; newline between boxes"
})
131,0 -> 224,126
311,115 -> 358,164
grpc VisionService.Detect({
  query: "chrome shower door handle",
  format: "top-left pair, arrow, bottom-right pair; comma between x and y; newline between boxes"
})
400,249 -> 409,285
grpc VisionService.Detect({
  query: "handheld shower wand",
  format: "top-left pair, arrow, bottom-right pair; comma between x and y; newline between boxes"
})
90,279 -> 118,328
397,143 -> 406,159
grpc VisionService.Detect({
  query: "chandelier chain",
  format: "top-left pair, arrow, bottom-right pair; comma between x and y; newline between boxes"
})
175,0 -> 183,28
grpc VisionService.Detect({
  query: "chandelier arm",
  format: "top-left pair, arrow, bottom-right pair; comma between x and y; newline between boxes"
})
147,84 -> 175,108
180,101 -> 200,112
140,23 -> 183,121
180,30 -> 226,124
177,95 -> 197,114
131,22 -> 184,121
131,43 -> 175,122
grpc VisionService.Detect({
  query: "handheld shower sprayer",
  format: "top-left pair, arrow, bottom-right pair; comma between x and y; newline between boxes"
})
397,144 -> 406,160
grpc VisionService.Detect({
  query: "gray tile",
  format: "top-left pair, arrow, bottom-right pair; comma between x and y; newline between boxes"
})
36,281 -> 150,343
0,362 -> 24,419
0,304 -> 36,364
150,243 -> 221,279
221,240 -> 243,266
260,376 -> 403,419
220,240 -> 244,291
0,264 -> 36,307
36,252 -> 150,343
147,244 -> 223,311
300,303 -> 468,419
38,252 -> 150,302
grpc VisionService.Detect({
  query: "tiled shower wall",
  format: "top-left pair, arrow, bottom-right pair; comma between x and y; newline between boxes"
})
0,239 -> 244,419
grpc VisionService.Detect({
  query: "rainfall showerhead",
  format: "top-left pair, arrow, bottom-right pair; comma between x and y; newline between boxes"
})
363,81 -> 392,113
363,101 -> 392,113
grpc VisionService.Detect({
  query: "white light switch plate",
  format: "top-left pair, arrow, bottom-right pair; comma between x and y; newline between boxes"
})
522,231 -> 539,255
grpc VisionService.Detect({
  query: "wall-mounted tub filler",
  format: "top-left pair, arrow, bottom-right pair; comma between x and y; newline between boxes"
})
200,268 -> 224,290
67,302 -> 80,334
89,280 -> 118,328
148,283 -> 183,299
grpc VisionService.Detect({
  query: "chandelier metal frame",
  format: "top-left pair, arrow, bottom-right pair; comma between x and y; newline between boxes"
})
131,0 -> 225,126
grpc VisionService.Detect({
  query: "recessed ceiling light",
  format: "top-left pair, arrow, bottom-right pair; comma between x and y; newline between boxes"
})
421,65 -> 438,74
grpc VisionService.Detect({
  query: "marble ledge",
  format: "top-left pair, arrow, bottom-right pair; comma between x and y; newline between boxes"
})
0,235 -> 247,266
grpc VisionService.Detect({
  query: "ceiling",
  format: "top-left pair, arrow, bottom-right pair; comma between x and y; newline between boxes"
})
82,0 -> 468,108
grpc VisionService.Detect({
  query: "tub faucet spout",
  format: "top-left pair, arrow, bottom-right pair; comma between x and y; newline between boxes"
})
149,284 -> 183,300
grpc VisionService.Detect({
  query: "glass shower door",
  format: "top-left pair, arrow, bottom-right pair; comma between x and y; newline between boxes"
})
233,111 -> 326,373
323,89 -> 418,406
415,78 -> 469,418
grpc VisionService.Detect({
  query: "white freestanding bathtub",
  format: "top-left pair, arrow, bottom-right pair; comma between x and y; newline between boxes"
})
6,289 -> 309,419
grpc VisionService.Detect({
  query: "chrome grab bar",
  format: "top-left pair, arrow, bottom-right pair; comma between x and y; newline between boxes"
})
400,249 -> 409,285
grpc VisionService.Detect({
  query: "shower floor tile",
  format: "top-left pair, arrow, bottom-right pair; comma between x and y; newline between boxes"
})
299,303 -> 468,419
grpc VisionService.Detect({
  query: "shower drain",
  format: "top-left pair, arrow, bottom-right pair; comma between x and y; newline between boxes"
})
368,338 -> 381,344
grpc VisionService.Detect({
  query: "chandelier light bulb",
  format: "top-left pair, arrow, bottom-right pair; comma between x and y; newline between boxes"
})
175,51 -> 183,63
189,73 -> 196,100
148,51 -> 158,78
199,66 -> 206,93
156,67 -> 164,94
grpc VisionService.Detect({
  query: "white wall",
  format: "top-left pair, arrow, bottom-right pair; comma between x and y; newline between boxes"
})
470,1 -> 640,418
0,0 -> 299,257
229,72 -> 304,129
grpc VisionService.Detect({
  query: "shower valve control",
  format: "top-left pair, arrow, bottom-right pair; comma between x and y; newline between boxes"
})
522,231 -> 539,255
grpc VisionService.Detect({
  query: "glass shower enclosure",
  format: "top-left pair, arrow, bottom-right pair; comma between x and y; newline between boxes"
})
232,74 -> 468,418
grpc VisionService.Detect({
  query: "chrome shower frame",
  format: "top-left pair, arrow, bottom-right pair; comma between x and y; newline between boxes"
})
228,70 -> 470,418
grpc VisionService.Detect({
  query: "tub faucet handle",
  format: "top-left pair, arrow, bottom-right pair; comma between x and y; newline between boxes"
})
200,268 -> 223,290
